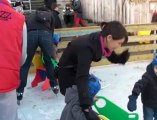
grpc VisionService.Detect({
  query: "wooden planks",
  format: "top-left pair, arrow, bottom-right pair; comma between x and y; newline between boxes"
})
128,35 -> 157,42
115,44 -> 157,53
125,23 -> 157,32
54,23 -> 157,37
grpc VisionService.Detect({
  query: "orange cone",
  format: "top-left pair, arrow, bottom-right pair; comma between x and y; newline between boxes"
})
41,78 -> 50,91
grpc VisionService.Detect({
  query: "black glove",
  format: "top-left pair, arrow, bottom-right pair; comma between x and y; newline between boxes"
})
107,49 -> 130,64
81,106 -> 100,120
127,94 -> 138,112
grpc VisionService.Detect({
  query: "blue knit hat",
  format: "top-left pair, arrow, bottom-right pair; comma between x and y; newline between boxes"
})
52,34 -> 61,45
88,74 -> 101,98
152,57 -> 157,67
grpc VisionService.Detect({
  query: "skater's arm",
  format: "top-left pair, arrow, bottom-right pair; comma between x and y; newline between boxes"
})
132,73 -> 149,96
106,49 -> 130,64
76,48 -> 93,106
21,22 -> 27,66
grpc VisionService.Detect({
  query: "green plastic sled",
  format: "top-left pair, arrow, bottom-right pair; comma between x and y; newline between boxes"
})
94,96 -> 139,120
41,56 -> 58,68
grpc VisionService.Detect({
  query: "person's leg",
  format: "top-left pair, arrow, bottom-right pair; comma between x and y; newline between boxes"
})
80,18 -> 87,27
74,13 -> 80,27
0,90 -> 19,120
154,108 -> 157,120
64,15 -> 68,27
39,30 -> 58,94
52,44 -> 58,61
66,15 -> 71,27
143,105 -> 154,120
16,31 -> 38,100
69,15 -> 74,27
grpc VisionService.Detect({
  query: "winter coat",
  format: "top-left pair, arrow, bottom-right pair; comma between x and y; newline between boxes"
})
60,85 -> 86,120
58,32 -> 103,106
51,10 -> 62,29
132,62 -> 157,108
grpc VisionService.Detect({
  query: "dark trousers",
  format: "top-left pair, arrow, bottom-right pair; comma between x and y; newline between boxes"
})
143,105 -> 157,120
64,15 -> 74,27
17,30 -> 57,93
74,13 -> 86,27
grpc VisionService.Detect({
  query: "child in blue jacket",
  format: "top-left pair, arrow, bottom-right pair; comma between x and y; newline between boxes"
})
127,57 -> 157,120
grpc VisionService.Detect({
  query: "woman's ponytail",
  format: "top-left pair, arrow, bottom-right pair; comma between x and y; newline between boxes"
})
100,22 -> 108,30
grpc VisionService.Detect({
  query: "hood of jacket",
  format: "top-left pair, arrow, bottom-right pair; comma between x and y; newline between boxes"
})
146,62 -> 157,80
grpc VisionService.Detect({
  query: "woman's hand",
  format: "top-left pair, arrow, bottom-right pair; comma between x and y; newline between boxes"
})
82,107 -> 100,120
107,49 -> 130,64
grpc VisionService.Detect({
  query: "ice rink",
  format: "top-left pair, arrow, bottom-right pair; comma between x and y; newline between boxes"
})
18,60 -> 151,120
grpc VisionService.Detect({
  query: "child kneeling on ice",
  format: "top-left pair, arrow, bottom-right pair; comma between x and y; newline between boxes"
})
127,57 -> 157,120
60,74 -> 101,120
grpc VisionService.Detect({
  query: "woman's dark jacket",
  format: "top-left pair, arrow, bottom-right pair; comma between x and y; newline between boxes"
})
58,32 -> 102,106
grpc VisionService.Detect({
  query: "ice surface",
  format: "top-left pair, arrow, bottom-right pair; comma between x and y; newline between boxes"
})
18,60 -> 150,120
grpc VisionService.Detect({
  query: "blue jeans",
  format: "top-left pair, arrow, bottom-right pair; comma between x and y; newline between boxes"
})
143,105 -> 157,120
17,30 -> 57,93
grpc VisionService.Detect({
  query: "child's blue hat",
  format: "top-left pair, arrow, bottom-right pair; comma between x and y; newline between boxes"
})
88,74 -> 101,98
53,34 -> 61,45
152,57 -> 157,67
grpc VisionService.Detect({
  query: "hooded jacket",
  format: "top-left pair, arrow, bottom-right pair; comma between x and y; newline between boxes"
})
132,62 -> 157,108
60,85 -> 86,120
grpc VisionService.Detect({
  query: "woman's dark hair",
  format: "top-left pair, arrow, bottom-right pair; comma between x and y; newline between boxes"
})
100,21 -> 128,44
44,0 -> 57,10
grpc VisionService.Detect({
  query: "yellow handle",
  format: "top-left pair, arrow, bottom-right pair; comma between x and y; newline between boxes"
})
98,115 -> 110,120
32,54 -> 44,68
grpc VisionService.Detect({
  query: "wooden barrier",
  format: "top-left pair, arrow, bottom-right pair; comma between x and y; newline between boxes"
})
29,23 -> 157,72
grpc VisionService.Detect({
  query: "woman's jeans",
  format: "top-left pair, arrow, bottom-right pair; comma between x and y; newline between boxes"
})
143,105 -> 157,120
17,30 -> 57,93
